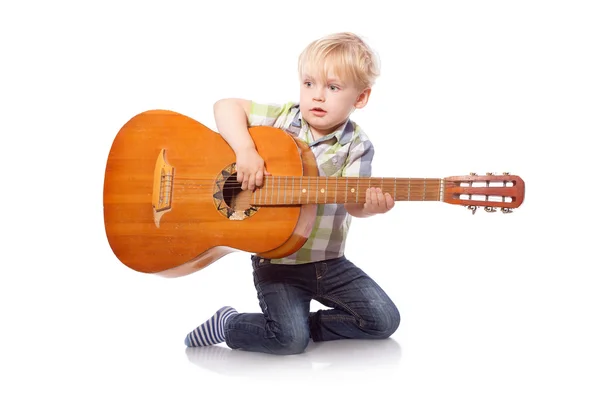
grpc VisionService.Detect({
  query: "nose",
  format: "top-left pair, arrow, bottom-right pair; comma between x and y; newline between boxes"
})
312,85 -> 325,102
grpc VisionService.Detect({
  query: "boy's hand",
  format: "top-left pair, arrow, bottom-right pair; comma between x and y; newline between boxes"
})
235,148 -> 269,191
364,187 -> 394,214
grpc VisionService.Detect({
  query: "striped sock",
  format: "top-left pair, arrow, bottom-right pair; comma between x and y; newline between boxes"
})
184,306 -> 237,347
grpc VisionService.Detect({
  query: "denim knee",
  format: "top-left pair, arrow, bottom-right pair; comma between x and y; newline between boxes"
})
366,303 -> 401,338
271,330 -> 310,355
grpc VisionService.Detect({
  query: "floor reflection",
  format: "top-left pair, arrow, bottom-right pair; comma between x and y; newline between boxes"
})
185,338 -> 402,378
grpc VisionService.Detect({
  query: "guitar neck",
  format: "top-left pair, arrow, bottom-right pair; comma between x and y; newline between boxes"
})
251,176 -> 443,205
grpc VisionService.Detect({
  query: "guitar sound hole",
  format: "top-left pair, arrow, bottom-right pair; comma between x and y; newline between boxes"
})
223,173 -> 252,211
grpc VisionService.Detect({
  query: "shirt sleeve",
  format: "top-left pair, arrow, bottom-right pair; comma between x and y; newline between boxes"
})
342,137 -> 375,178
247,101 -> 297,128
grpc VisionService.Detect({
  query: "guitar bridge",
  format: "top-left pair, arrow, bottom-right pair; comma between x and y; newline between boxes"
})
152,149 -> 174,227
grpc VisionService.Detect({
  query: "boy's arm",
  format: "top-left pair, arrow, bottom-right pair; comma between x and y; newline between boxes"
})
213,98 -> 267,191
214,98 -> 254,153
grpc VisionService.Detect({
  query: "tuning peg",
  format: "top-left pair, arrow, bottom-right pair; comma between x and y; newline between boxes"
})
502,172 -> 510,175
467,205 -> 478,215
470,172 -> 477,176
486,172 -> 494,176
501,207 -> 513,214
484,206 -> 497,213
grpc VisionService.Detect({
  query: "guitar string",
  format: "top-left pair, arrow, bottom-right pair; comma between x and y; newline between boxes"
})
157,178 -> 502,196
168,178 -> 443,188
167,182 -> 448,198
167,183 -> 444,195
164,179 -> 445,202
166,179 -> 445,193
169,183 -> 441,188
159,178 -> 508,204
164,178 -> 502,193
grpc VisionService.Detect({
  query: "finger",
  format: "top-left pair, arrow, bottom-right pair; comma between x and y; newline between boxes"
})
385,193 -> 394,209
247,174 -> 256,191
371,187 -> 379,206
369,188 -> 380,210
237,171 -> 244,183
376,188 -> 385,206
255,169 -> 264,187
365,188 -> 372,204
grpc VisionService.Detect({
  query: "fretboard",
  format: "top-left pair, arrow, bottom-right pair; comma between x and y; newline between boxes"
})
251,176 -> 443,205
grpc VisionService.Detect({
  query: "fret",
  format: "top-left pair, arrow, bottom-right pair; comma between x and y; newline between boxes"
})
334,176 -> 338,204
355,177 -> 359,202
345,178 -> 348,203
259,178 -> 264,204
258,182 -> 262,204
284,176 -> 287,204
268,177 -> 271,204
422,179 -> 426,201
271,176 -> 275,204
325,177 -> 329,203
393,178 -> 397,200
315,176 -> 319,203
277,176 -> 281,204
408,178 -> 411,201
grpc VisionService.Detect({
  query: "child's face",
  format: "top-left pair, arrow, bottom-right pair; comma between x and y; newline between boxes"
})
299,69 -> 370,138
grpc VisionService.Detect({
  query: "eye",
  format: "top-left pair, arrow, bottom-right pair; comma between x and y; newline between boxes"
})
304,81 -> 313,88
329,85 -> 339,91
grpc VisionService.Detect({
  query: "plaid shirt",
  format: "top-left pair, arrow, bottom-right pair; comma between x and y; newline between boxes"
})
248,101 -> 374,264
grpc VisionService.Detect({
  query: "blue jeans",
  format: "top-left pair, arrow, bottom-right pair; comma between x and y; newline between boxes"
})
224,255 -> 400,355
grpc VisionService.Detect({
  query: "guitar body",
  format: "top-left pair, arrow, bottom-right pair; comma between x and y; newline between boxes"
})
103,110 -> 318,277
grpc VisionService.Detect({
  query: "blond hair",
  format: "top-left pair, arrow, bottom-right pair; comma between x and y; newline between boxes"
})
298,32 -> 380,90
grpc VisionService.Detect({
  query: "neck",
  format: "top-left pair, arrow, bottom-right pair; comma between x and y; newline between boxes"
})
251,176 -> 443,205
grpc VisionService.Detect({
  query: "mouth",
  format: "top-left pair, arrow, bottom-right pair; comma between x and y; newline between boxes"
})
310,107 -> 327,115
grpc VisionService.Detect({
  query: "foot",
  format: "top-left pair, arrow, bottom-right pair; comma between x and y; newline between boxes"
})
184,306 -> 238,347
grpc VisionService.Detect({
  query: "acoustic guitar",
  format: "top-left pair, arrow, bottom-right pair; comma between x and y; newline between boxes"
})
103,110 -> 525,278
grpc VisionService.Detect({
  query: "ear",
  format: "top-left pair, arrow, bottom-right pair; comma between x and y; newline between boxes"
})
354,88 -> 371,109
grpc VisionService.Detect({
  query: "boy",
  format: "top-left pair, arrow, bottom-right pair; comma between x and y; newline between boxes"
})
184,32 -> 400,355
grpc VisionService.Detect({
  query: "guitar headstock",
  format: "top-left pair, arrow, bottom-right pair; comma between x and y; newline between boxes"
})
443,173 -> 525,214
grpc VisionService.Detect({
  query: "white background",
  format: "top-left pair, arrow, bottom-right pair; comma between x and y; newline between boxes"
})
2,1 -> 599,399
